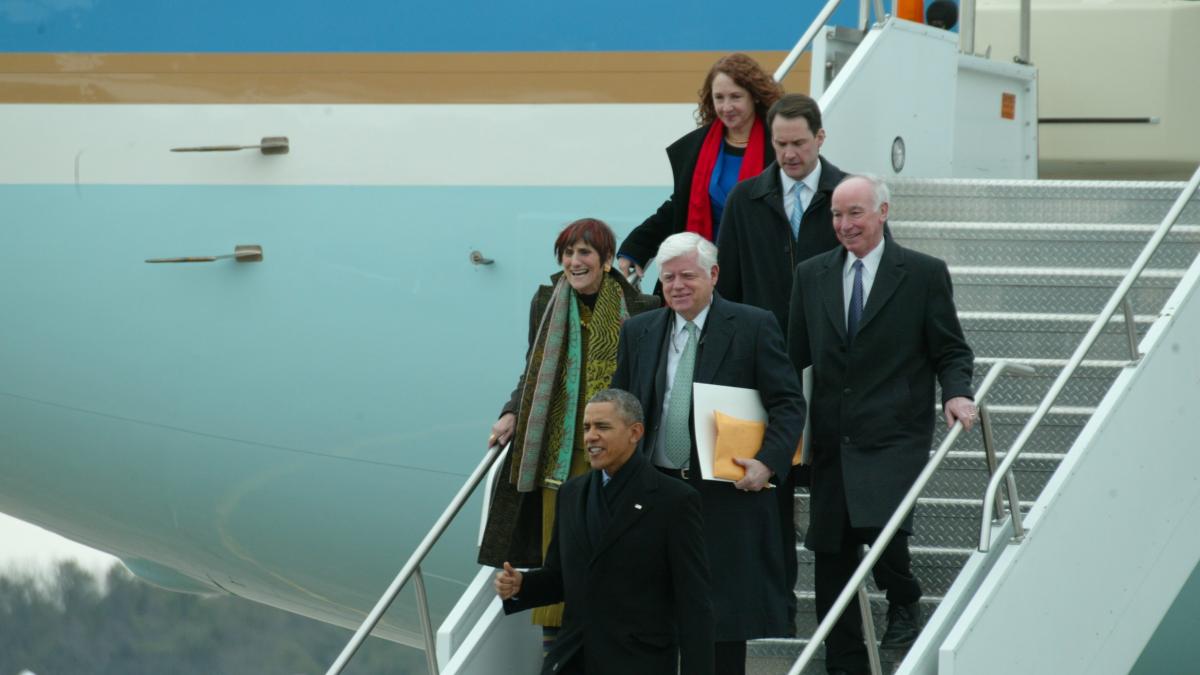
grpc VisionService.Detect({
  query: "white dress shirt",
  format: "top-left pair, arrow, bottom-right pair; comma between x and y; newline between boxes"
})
781,160 -> 823,225
653,301 -> 712,468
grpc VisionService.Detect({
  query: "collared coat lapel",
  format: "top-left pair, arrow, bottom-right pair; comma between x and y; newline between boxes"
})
818,248 -> 849,342
589,460 -> 655,563
856,237 -> 906,336
693,295 -> 735,384
746,162 -> 789,227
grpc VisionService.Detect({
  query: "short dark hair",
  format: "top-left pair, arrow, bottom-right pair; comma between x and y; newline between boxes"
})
588,388 -> 644,426
767,93 -> 823,135
553,217 -> 616,264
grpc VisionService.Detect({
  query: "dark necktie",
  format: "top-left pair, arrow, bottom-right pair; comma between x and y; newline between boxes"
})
847,259 -> 864,341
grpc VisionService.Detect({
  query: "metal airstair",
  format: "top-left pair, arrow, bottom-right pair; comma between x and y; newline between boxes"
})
747,177 -> 1200,674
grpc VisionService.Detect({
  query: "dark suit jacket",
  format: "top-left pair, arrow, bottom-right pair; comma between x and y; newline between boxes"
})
716,156 -> 846,333
617,121 -> 776,267
787,239 -> 974,553
504,453 -> 715,675
611,294 -> 805,640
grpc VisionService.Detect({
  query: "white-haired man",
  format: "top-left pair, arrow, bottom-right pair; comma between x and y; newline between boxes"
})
788,175 -> 975,674
612,232 -> 806,675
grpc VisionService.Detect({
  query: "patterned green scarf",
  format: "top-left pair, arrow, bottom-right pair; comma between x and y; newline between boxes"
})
512,274 -> 628,491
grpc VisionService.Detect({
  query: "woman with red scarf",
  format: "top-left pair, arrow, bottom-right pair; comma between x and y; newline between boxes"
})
616,53 -> 783,283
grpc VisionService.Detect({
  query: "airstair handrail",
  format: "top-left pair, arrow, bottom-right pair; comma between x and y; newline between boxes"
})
786,360 -> 1036,675
326,442 -> 508,675
979,164 -> 1200,552
772,0 -> 885,83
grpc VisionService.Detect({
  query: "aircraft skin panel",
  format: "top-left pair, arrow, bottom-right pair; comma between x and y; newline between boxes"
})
0,173 -> 670,643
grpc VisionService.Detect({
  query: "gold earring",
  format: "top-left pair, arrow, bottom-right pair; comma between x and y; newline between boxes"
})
604,263 -> 612,272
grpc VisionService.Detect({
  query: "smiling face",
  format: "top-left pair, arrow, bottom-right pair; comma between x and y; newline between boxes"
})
659,251 -> 718,321
771,114 -> 825,181
832,177 -> 888,259
560,239 -> 608,295
711,72 -> 755,139
583,401 -> 643,475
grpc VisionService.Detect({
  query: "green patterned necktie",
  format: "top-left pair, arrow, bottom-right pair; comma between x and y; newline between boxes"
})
664,321 -> 699,469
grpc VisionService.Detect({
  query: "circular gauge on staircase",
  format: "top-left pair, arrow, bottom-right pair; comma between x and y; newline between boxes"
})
891,136 -> 906,173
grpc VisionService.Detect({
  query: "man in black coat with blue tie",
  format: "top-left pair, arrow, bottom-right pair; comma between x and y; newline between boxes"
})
495,388 -> 715,675
788,175 -> 976,674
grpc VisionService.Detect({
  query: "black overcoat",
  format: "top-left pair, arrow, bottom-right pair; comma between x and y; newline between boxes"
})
715,156 -> 846,333
787,240 -> 974,553
611,294 -> 805,641
617,121 -> 776,267
505,454 -> 716,675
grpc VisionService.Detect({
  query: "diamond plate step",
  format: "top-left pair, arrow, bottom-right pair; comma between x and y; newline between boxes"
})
967,359 -> 1123,407
888,179 -> 1200,225
794,494 -> 1034,552
949,269 -> 1182,314
960,313 -> 1152,361
932,407 -> 1093,456
888,222 -> 1200,269
792,592 -> 942,648
795,545 -> 971,598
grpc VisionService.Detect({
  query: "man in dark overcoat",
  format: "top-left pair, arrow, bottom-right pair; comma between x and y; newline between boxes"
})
496,388 -> 714,675
714,93 -> 846,628
787,175 -> 976,674
611,232 -> 806,675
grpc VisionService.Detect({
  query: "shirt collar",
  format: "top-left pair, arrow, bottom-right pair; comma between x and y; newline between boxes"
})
779,158 -> 823,197
844,235 -> 886,277
673,298 -> 712,337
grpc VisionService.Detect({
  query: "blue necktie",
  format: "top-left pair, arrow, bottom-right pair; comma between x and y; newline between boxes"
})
664,321 -> 699,469
789,182 -> 804,240
847,259 -> 864,341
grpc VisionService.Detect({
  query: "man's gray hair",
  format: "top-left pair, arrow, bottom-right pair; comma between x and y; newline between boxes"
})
655,232 -> 718,275
848,173 -> 891,212
588,388 -> 645,426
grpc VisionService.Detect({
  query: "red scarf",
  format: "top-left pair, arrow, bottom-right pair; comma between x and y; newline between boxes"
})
684,116 -> 766,241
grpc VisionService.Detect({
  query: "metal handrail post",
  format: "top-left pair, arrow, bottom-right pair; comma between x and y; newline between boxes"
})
786,361 -> 1033,675
326,443 -> 507,675
979,164 -> 1200,551
858,583 -> 883,675
1018,0 -> 1032,63
859,0 -> 870,30
977,403 -> 1006,521
1004,466 -> 1025,542
960,0 -> 976,54
773,0 -> 845,82
413,567 -> 439,675
1121,297 -> 1141,362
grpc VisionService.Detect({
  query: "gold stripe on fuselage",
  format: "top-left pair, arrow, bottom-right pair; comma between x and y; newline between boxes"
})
0,51 -> 810,104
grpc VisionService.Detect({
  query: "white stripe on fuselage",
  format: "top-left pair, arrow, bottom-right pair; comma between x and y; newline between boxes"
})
2,103 -> 696,186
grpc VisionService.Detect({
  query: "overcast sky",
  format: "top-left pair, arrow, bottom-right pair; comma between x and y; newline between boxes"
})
0,513 -> 118,578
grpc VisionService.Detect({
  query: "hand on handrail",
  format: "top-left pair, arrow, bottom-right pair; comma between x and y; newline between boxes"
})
617,257 -> 644,288
488,412 -> 516,450
944,396 -> 978,432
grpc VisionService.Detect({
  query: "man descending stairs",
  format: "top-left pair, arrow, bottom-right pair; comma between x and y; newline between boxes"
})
748,178 -> 1200,674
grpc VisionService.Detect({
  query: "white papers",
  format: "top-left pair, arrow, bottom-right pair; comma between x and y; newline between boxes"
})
692,383 -> 766,482
691,368 -> 813,480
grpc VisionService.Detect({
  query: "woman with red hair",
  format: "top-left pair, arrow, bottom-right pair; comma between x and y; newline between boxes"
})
478,218 -> 658,641
617,53 -> 783,283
